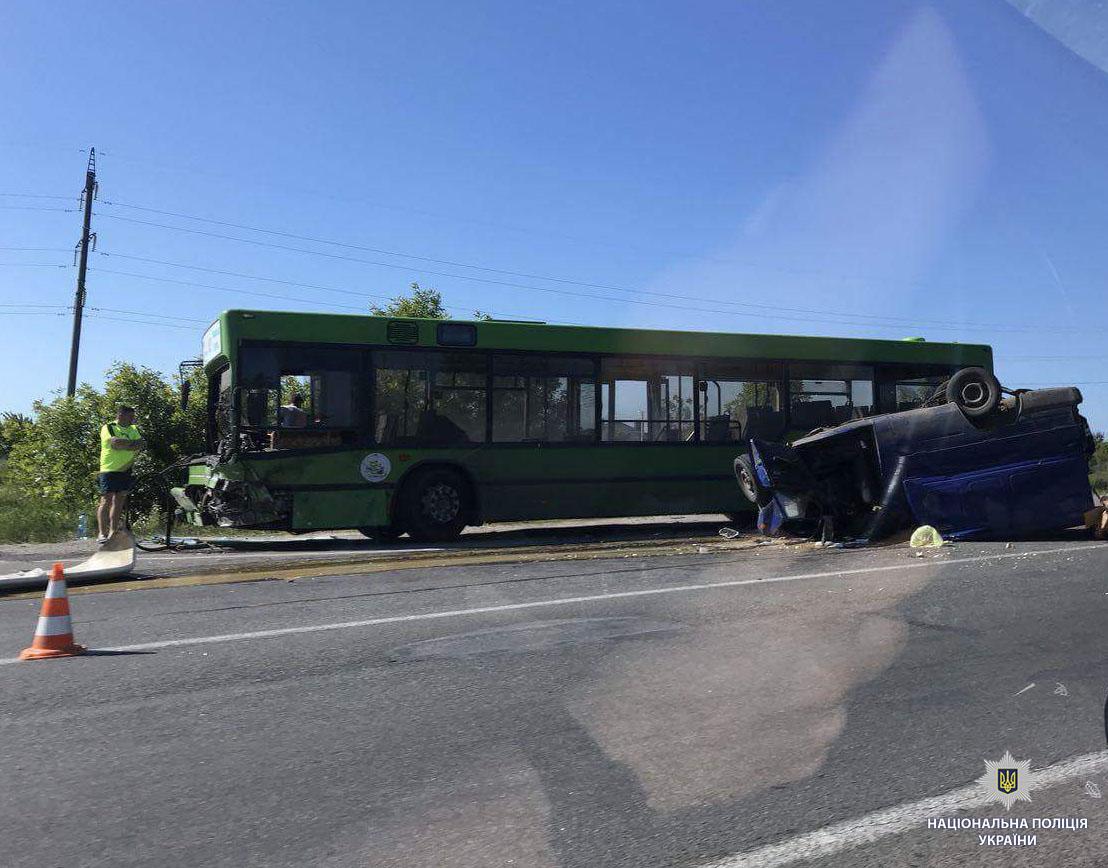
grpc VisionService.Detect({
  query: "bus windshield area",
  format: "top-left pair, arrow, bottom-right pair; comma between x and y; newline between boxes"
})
230,344 -> 366,451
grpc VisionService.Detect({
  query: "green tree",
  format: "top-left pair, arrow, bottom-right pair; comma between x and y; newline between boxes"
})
0,412 -> 33,459
1090,431 -> 1108,492
371,283 -> 449,318
5,363 -> 207,523
371,282 -> 492,320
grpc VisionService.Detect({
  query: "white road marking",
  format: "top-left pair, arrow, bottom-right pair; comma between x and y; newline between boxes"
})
699,749 -> 1108,868
0,543 -> 1101,664
1014,682 -> 1036,696
95,546 -> 444,563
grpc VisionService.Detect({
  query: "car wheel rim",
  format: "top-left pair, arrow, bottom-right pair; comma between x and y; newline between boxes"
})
960,382 -> 986,408
740,469 -> 757,499
422,483 -> 460,524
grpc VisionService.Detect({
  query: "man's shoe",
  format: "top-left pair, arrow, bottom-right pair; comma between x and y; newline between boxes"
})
96,535 -> 109,546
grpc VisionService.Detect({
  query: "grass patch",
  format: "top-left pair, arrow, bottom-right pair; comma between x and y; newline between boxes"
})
0,483 -> 75,543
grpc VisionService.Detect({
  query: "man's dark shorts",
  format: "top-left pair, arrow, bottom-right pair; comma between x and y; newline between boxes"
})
98,471 -> 134,494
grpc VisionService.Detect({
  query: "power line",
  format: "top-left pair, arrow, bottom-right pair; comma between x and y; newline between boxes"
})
96,209 -> 1108,337
100,201 -> 684,293
91,266 -> 371,312
84,312 -> 195,331
89,264 -> 581,323
98,208 -> 1014,331
87,305 -> 207,324
94,248 -> 1094,337
0,205 -> 76,213
0,193 -> 75,201
0,262 -> 69,268
0,301 -> 203,323
96,151 -> 738,261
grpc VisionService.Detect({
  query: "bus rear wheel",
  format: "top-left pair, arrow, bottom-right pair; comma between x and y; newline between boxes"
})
400,468 -> 469,542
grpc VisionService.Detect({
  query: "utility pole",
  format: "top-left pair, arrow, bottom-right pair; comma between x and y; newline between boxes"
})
66,147 -> 97,397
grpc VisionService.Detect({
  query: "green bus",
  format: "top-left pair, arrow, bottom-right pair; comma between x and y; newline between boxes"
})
174,310 -> 992,541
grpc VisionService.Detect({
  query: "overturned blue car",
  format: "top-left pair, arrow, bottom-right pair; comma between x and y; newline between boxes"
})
735,367 -> 1098,542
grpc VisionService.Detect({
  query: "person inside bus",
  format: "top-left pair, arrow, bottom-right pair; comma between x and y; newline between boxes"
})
278,394 -> 309,428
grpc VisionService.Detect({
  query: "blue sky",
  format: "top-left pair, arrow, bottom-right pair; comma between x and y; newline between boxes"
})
3,0 -> 1108,429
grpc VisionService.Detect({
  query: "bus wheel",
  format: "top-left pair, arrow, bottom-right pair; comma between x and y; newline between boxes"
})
400,468 -> 469,542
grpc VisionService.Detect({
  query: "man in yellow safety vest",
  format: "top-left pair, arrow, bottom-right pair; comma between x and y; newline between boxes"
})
97,404 -> 145,543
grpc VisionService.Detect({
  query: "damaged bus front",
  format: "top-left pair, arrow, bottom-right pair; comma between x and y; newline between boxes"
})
174,313 -> 401,535
173,315 -> 295,532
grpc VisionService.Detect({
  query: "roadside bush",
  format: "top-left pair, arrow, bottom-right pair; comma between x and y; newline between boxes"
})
0,362 -> 208,543
1090,433 -> 1108,494
0,479 -> 74,542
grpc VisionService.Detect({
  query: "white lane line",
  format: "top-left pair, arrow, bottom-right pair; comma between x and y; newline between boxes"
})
0,543 -> 1102,664
699,749 -> 1108,868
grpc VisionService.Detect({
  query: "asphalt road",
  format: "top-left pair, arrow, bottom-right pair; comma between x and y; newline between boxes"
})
1,537 -> 1106,867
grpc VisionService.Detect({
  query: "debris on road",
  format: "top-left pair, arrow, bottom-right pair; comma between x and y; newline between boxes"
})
735,369 -> 1099,544
1084,497 -> 1108,540
909,525 -> 945,548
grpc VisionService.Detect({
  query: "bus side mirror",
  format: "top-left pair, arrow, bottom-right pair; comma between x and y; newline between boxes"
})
180,380 -> 191,411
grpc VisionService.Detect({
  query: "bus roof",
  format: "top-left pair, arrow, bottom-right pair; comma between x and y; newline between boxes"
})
207,309 -> 993,369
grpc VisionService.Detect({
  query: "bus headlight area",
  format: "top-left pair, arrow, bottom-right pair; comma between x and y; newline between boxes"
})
173,476 -> 286,531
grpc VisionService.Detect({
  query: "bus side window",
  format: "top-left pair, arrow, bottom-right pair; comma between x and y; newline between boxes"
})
374,350 -> 487,445
600,359 -> 694,443
789,363 -> 874,431
874,367 -> 956,413
491,355 -> 596,443
697,360 -> 784,444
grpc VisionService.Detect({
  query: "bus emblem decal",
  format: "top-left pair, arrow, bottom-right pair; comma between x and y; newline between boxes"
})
360,453 -> 391,483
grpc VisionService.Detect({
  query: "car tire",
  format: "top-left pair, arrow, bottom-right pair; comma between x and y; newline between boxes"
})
734,454 -> 769,506
946,367 -> 1001,418
399,467 -> 469,542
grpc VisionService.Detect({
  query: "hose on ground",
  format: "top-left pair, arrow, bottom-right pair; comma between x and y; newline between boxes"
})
125,454 -> 207,552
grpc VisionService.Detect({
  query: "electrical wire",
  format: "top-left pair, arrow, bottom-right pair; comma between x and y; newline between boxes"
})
99,199 -> 1108,337
84,313 -> 196,330
0,193 -> 75,201
0,205 -> 76,213
87,305 -> 207,324
99,210 -> 1023,332
90,258 -> 580,323
94,248 -> 1093,336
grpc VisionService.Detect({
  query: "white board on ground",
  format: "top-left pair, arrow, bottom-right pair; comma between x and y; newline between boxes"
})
0,531 -> 137,593
0,567 -> 48,592
66,531 -> 136,578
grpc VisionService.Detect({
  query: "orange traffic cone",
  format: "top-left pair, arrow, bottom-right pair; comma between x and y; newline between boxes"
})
19,562 -> 86,660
